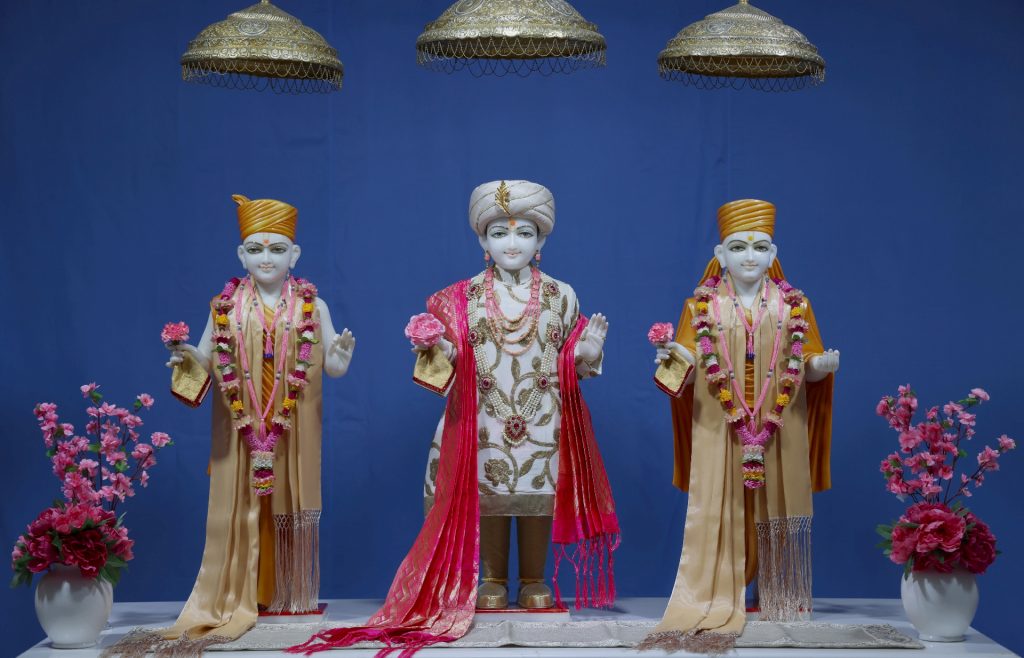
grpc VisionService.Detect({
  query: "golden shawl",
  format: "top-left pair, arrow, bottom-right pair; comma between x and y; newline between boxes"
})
105,286 -> 324,655
643,268 -> 833,653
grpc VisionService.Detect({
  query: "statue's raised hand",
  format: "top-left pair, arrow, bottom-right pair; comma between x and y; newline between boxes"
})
327,328 -> 356,376
576,313 -> 609,364
807,348 -> 840,382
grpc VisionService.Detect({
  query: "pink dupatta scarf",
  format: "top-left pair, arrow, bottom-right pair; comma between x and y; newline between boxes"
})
289,281 -> 618,657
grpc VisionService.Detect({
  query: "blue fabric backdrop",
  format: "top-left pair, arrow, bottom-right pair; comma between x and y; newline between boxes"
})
2,0 -> 1023,654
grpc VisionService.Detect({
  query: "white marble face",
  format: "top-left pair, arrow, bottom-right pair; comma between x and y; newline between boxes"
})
478,218 -> 546,272
237,231 -> 300,288
714,229 -> 778,285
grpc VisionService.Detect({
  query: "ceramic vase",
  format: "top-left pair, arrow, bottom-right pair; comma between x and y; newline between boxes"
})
900,568 -> 979,642
34,563 -> 113,649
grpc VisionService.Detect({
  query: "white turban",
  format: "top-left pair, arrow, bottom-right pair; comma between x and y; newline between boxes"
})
468,180 -> 555,237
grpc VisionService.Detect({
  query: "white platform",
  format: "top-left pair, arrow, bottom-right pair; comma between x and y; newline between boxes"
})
21,597 -> 1020,657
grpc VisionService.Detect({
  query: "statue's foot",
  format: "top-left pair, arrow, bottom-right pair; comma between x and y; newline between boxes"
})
476,581 -> 508,609
517,581 -> 553,609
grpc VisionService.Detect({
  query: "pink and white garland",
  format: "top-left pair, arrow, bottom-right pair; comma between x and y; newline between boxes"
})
692,275 -> 808,489
212,276 -> 319,496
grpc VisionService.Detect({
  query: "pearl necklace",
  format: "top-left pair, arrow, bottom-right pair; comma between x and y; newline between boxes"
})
470,270 -> 559,448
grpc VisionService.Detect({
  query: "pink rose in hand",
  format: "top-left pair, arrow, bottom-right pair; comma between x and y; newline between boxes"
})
161,321 -> 190,345
647,322 -> 674,346
405,313 -> 445,348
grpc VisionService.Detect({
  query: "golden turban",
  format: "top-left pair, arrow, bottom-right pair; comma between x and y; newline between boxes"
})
233,194 -> 297,242
700,198 -> 784,283
717,199 -> 775,241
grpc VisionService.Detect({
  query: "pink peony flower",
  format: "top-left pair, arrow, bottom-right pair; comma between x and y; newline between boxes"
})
906,503 -> 965,554
160,321 -> 190,344
889,523 -> 919,564
405,313 -> 446,347
647,322 -> 674,346
26,535 -> 58,573
960,513 -> 997,574
136,393 -> 154,409
969,388 -> 990,401
150,431 -> 171,448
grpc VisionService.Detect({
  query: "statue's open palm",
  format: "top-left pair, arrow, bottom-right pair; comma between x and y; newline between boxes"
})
328,329 -> 356,371
577,313 -> 608,364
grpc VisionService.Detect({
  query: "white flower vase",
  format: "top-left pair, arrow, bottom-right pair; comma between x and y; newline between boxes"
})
900,568 -> 979,642
34,564 -> 113,649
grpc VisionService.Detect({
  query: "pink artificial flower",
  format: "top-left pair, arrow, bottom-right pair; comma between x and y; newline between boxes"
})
78,459 -> 99,477
405,313 -> 446,347
977,446 -> 1000,471
27,508 -> 59,538
875,398 -> 891,416
62,472 -> 99,504
647,322 -> 674,346
957,411 -> 976,427
898,429 -> 922,453
139,471 -> 150,488
889,523 -> 919,565
960,513 -> 997,574
79,383 -> 99,398
26,535 -> 58,573
106,472 -> 134,502
998,435 -> 1016,452
150,432 -> 171,448
160,321 -> 190,344
98,402 -> 117,416
907,502 -> 966,554
131,443 -> 156,468
123,414 -> 143,429
136,393 -> 154,409
969,388 -> 990,401
943,401 -> 963,417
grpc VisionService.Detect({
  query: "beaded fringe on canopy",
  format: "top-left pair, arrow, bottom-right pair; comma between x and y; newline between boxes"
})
268,509 -> 321,614
757,516 -> 813,622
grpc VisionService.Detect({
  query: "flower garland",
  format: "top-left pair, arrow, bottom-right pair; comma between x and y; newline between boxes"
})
211,276 -> 319,496
692,275 -> 807,489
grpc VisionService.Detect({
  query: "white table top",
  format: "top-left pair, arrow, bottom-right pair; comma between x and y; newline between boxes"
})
21,597 -> 1019,657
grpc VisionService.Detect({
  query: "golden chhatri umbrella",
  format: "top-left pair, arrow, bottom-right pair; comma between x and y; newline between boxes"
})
416,0 -> 606,77
181,0 -> 343,93
658,0 -> 825,92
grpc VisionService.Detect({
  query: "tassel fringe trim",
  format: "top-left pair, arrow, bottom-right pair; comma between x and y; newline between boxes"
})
636,630 -> 738,655
100,629 -> 231,658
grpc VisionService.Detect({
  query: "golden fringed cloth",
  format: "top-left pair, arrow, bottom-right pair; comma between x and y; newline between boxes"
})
642,200 -> 834,654
103,284 -> 325,656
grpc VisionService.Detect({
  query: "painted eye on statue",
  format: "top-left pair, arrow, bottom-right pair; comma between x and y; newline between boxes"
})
727,242 -> 747,253
753,242 -> 771,253
516,228 -> 536,239
488,228 -> 509,238
269,244 -> 289,254
245,243 -> 264,254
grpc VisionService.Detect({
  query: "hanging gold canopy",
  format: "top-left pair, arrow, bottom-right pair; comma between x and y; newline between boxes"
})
181,0 -> 343,93
658,0 -> 824,92
416,0 -> 606,77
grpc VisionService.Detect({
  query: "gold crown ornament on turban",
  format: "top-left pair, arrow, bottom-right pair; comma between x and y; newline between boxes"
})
233,194 -> 298,241
717,198 -> 775,241
469,180 -> 555,237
